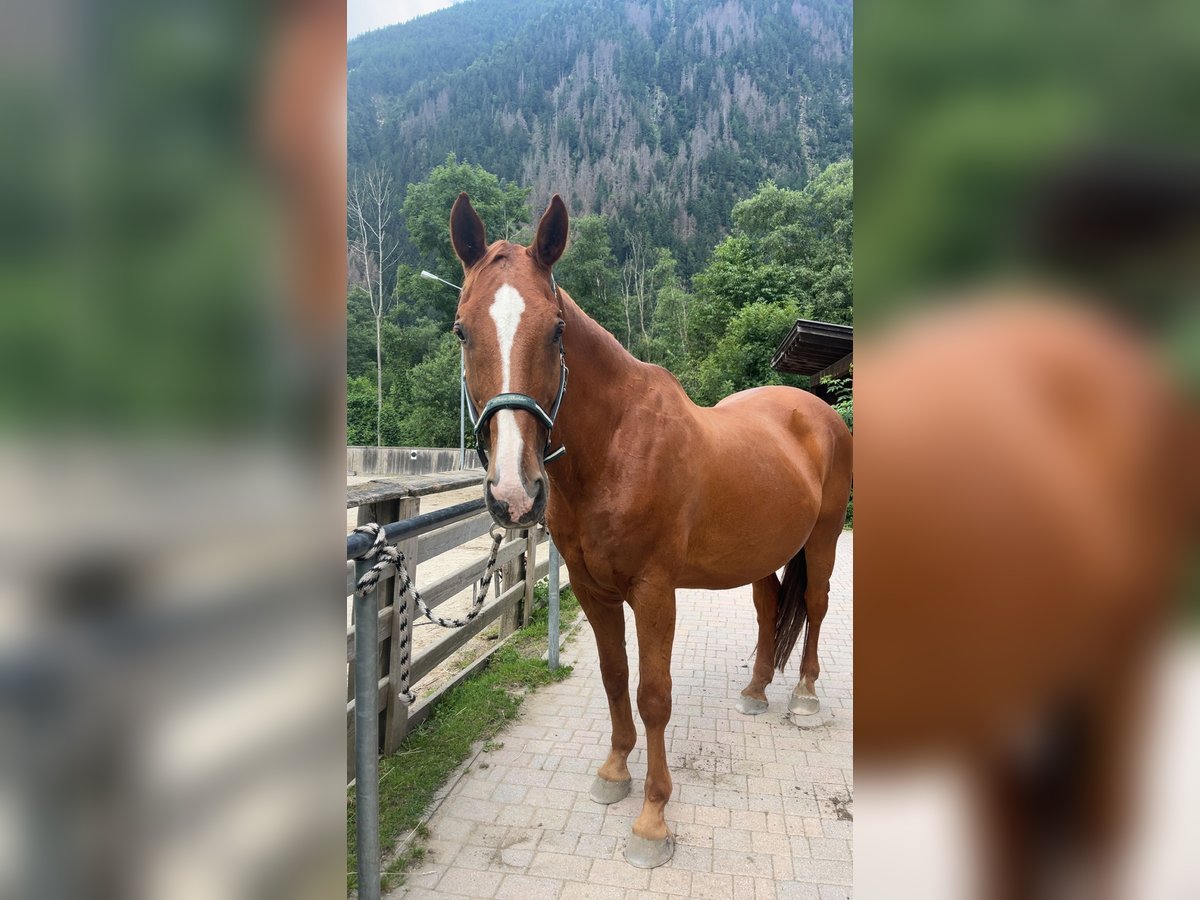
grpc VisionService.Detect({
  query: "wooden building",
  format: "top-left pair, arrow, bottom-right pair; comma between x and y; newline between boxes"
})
770,318 -> 853,398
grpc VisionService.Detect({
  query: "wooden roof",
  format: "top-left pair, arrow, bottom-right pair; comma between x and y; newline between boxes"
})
770,318 -> 853,376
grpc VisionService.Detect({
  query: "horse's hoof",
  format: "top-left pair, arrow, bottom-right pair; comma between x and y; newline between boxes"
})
788,695 -> 821,716
789,683 -> 821,716
590,775 -> 632,805
624,831 -> 674,868
736,694 -> 770,715
789,709 -> 825,730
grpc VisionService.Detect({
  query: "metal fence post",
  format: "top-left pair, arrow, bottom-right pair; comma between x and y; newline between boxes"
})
547,537 -> 561,671
459,353 -> 466,469
353,562 -> 381,900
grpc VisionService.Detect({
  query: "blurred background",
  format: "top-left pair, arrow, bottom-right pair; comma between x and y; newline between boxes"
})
855,0 -> 1199,897
0,0 -> 346,897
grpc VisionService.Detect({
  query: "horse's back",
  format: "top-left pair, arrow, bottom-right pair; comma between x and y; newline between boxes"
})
709,384 -> 850,486
666,384 -> 851,587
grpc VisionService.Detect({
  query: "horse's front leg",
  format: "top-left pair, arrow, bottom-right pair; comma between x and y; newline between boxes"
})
575,586 -> 636,804
626,579 -> 677,868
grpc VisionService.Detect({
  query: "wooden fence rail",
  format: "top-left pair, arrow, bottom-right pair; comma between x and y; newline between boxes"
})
346,472 -> 566,781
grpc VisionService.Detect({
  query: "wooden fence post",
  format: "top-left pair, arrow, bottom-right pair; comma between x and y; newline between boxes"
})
499,528 -> 523,636
522,527 -> 539,627
384,497 -> 420,754
349,497 -> 399,777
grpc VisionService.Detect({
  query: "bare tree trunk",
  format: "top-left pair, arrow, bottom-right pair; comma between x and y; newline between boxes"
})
348,165 -> 399,448
622,232 -> 655,358
620,259 -> 634,348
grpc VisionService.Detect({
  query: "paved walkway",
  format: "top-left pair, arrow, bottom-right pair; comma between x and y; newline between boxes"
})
393,533 -> 853,900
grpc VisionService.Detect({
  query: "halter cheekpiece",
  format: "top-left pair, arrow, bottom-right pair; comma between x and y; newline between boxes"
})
464,271 -> 568,469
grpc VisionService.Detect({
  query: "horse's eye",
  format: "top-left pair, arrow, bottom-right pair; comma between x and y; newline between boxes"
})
452,322 -> 466,343
553,320 -> 565,343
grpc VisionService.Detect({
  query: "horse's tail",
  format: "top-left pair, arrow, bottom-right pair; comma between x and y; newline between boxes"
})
773,547 -> 808,671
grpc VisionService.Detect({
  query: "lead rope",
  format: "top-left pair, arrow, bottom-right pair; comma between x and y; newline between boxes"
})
352,523 -> 504,704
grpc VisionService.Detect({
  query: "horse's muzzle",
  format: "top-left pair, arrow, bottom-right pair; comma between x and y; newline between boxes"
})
485,475 -> 546,529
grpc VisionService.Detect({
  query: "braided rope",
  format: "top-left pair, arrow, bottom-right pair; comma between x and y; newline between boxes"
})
352,523 -> 504,704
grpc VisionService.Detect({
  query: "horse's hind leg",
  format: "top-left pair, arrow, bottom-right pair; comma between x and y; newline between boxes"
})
791,512 -> 842,716
577,587 -> 636,805
737,573 -> 779,715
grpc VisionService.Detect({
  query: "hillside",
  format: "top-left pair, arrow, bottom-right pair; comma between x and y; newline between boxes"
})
348,0 -> 852,271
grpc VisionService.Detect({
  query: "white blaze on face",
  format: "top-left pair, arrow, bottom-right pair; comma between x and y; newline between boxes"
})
488,283 -> 533,519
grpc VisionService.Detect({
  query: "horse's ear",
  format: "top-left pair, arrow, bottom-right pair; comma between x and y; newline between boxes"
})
532,194 -> 569,269
450,192 -> 488,270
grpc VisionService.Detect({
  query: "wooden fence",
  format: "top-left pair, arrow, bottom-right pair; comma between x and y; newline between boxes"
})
346,471 -> 565,781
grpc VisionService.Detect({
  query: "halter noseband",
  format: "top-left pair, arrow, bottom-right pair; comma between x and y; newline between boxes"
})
464,271 -> 568,469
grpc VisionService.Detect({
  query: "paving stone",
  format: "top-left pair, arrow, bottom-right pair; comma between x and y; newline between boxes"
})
494,873 -> 560,900
391,533 -> 853,898
776,881 -> 822,900
807,836 -> 852,861
559,882 -> 624,900
712,848 -> 775,878
648,866 -> 693,896
434,867 -> 502,897
690,871 -> 736,900
535,829 -> 578,855
573,832 -> 618,859
524,849 -> 591,881
591,856 -> 651,889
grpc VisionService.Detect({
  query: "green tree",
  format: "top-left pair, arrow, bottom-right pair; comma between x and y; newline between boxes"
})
680,161 -> 852,405
620,240 -> 680,358
348,375 -> 378,445
402,154 -> 531,275
729,161 -> 853,324
689,235 -> 797,355
680,301 -> 804,406
649,283 -> 693,368
396,334 -> 465,447
349,374 -> 405,446
348,155 -> 853,447
780,161 -> 853,324
555,215 -> 623,338
347,288 -> 377,379
397,156 -> 532,330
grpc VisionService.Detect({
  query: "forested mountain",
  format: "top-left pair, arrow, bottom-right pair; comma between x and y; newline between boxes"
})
349,0 -> 852,272
347,0 -> 853,448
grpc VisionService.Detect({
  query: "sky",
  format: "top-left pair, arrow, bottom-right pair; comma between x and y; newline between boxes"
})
348,0 -> 467,40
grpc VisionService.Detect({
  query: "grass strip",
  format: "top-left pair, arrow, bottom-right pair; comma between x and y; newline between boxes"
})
347,582 -> 579,894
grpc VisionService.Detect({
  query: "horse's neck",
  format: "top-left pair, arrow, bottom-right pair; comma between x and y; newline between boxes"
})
561,290 -> 640,388
551,291 -> 648,491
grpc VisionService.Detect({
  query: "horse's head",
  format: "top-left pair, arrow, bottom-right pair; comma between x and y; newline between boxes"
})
451,192 -> 570,529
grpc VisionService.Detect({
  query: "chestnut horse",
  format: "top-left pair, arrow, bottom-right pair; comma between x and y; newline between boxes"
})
449,192 -> 853,866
